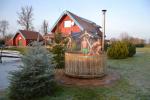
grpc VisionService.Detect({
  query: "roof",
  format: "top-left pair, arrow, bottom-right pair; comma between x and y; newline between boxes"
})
68,11 -> 101,33
15,30 -> 43,40
43,33 -> 54,38
51,11 -> 102,38
43,33 -> 70,39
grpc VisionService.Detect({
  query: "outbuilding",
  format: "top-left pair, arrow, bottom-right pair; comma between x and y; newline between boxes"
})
12,30 -> 43,46
50,10 -> 103,38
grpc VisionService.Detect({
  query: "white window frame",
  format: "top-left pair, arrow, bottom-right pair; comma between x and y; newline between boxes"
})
64,20 -> 72,27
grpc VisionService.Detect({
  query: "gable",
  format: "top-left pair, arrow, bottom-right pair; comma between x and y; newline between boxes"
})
52,14 -> 81,35
13,32 -> 26,40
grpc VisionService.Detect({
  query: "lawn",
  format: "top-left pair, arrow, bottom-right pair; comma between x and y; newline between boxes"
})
0,47 -> 150,100
3,47 -> 27,55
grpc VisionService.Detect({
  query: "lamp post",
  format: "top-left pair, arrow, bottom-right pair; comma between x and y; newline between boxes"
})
102,9 -> 107,52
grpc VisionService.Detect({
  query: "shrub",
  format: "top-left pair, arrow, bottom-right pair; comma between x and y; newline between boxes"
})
125,42 -> 136,57
135,44 -> 145,47
51,33 -> 66,69
0,39 -> 5,46
8,42 -> 56,100
107,41 -> 129,59
104,42 -> 110,51
54,33 -> 63,44
51,44 -> 66,68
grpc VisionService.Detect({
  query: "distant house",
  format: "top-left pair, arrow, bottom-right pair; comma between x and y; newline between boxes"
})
50,10 -> 103,39
11,30 -> 43,46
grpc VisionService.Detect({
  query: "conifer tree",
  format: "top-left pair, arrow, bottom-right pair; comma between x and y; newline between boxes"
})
8,42 -> 55,100
51,33 -> 66,68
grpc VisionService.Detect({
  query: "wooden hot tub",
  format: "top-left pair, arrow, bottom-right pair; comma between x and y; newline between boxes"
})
65,52 -> 107,78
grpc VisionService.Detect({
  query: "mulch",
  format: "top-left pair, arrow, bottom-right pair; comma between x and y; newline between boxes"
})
55,69 -> 120,87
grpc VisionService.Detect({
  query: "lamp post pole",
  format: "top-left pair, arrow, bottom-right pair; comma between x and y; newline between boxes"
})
102,9 -> 107,52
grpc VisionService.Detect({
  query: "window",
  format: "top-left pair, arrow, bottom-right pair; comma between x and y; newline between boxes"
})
64,20 -> 72,27
19,36 -> 22,40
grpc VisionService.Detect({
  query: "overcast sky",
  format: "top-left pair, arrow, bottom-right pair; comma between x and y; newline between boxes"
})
0,0 -> 150,40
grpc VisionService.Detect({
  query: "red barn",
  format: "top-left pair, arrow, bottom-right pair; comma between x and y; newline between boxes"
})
12,30 -> 43,46
50,10 -> 102,38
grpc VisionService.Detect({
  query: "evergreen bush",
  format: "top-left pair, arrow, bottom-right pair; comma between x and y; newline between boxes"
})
107,41 -> 129,59
0,39 -> 5,46
125,41 -> 136,57
135,44 -> 145,47
51,44 -> 66,68
8,42 -> 56,100
54,33 -> 63,44
51,33 -> 66,69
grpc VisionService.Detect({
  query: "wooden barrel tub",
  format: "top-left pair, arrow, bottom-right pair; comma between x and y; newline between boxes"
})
65,52 -> 107,78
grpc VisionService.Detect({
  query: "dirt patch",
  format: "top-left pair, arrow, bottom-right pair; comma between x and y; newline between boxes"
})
55,69 -> 120,87
0,90 -> 6,97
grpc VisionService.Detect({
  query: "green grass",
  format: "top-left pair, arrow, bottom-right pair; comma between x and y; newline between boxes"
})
4,47 -> 27,55
1,47 -> 150,100
39,47 -> 150,100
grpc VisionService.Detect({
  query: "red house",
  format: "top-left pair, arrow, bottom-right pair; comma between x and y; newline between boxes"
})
12,30 -> 43,46
50,10 -> 103,38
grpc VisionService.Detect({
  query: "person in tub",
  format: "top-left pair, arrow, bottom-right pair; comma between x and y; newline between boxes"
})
81,37 -> 89,54
66,36 -> 72,50
89,39 -> 102,55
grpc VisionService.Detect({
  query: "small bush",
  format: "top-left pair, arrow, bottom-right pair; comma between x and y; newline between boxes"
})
51,44 -> 66,68
135,44 -> 145,48
104,42 -> 110,51
8,42 -> 56,100
126,42 -> 136,57
54,33 -> 63,44
0,39 -> 5,46
107,41 -> 129,59
51,33 -> 66,69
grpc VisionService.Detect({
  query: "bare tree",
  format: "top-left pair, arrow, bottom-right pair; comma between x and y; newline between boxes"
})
41,20 -> 48,35
17,6 -> 33,31
120,32 -> 130,41
0,20 -> 9,38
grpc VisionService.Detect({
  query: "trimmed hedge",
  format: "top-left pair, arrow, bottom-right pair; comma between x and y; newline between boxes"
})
135,44 -> 144,48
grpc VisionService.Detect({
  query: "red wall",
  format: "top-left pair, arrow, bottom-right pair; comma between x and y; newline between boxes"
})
52,15 -> 81,35
13,33 -> 26,46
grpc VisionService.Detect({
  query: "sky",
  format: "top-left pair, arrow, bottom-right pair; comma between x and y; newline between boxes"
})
0,0 -> 150,40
